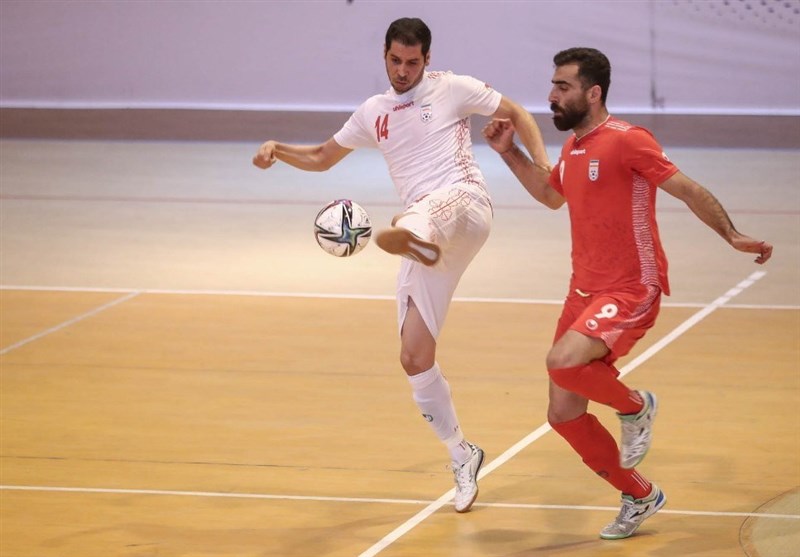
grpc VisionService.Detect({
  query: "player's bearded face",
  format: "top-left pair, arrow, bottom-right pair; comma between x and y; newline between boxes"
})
551,95 -> 589,131
385,42 -> 428,94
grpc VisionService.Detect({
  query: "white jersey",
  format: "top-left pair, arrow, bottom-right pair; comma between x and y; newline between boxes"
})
334,71 -> 502,207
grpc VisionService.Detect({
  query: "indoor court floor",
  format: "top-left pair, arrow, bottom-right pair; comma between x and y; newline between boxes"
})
1,138 -> 798,556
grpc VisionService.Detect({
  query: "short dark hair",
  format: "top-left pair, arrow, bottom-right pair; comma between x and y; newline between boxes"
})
553,47 -> 611,104
385,17 -> 432,56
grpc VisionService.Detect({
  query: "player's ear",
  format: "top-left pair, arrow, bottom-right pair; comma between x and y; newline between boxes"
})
424,52 -> 430,67
589,84 -> 602,104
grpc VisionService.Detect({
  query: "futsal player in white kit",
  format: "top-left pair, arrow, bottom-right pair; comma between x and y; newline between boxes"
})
253,17 -> 550,512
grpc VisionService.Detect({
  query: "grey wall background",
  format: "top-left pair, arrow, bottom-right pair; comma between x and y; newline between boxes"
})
2,0 -> 799,115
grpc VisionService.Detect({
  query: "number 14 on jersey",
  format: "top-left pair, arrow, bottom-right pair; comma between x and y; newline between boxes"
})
375,114 -> 389,142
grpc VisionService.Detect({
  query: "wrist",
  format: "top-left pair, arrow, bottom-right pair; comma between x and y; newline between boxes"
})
500,143 -> 518,156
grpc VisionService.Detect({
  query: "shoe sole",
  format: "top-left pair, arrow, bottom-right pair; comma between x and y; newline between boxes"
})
455,448 -> 485,513
599,488 -> 667,540
375,227 -> 440,266
621,391 -> 658,469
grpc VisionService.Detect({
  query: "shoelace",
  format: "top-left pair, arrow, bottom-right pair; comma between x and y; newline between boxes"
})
621,420 -> 647,439
621,414 -> 651,454
453,462 -> 473,489
614,499 -> 638,523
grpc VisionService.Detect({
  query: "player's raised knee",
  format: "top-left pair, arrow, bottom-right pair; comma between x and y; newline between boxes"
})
548,364 -> 584,391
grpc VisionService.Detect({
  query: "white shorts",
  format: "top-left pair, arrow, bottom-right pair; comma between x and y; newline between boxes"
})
395,183 -> 493,339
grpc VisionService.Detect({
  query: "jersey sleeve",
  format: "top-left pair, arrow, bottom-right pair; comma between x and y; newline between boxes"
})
449,73 -> 503,118
333,101 -> 377,150
621,127 -> 679,186
548,142 -> 569,195
548,159 -> 564,195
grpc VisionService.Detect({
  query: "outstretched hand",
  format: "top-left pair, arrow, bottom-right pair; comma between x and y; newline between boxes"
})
253,141 -> 277,169
732,234 -> 773,265
482,118 -> 516,154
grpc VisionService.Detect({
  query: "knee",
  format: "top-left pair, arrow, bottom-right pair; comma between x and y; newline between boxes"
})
548,364 -> 583,392
546,346 -> 572,372
546,342 -> 585,391
400,349 -> 434,375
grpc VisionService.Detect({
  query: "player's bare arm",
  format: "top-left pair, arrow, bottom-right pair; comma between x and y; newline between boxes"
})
253,137 -> 352,172
659,171 -> 773,264
493,96 -> 551,170
482,118 -> 565,210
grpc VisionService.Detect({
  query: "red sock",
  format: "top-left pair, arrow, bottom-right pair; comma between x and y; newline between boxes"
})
551,412 -> 651,499
548,361 -> 643,415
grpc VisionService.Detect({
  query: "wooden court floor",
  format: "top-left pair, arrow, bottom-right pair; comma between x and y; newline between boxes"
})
1,292 -> 798,557
1,139 -> 799,556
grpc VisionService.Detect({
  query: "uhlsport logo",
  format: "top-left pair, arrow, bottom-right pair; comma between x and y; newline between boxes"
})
393,100 -> 414,112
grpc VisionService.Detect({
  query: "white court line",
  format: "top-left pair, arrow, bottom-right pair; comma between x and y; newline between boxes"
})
0,291 -> 141,355
358,271 -> 768,557
1,284 -> 795,310
0,485 -> 796,520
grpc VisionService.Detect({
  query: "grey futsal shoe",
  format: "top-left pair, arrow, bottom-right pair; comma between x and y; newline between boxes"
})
600,484 -> 667,540
619,390 -> 658,469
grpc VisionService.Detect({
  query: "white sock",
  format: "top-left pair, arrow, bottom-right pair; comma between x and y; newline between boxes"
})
408,363 -> 471,464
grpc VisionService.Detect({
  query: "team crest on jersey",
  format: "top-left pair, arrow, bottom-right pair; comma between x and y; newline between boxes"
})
588,159 -> 600,181
420,103 -> 432,123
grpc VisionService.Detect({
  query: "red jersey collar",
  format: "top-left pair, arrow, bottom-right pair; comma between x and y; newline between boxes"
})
574,114 -> 611,143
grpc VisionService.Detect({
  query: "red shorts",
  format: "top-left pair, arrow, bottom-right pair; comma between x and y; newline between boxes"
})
553,284 -> 662,365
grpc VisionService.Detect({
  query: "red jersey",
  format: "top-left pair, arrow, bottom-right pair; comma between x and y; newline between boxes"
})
548,117 -> 679,295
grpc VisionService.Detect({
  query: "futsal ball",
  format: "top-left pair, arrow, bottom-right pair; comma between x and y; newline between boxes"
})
313,199 -> 372,257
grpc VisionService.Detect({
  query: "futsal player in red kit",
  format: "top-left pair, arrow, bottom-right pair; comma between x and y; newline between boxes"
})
483,47 -> 772,539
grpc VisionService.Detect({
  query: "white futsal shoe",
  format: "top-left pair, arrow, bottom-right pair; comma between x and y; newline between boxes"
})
452,443 -> 484,513
375,227 -> 441,266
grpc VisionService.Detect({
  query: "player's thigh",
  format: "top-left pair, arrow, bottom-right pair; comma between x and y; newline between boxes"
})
399,298 -> 437,374
547,329 -> 610,369
414,185 -> 492,251
396,256 -> 464,340
572,286 -> 661,362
